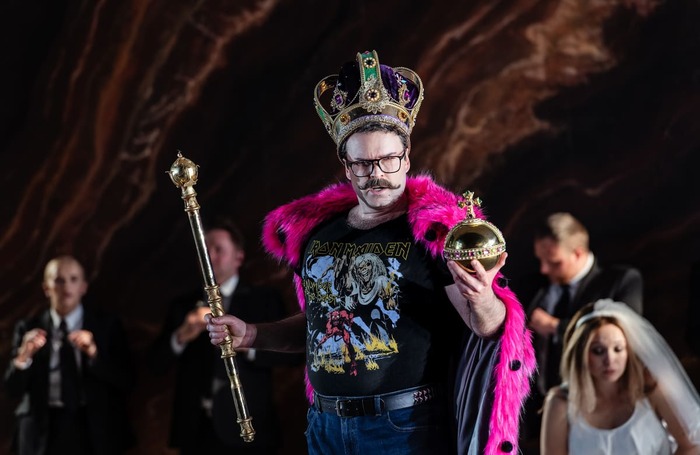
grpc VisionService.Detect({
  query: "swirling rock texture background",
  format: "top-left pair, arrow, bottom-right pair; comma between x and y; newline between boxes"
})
1,0 -> 698,453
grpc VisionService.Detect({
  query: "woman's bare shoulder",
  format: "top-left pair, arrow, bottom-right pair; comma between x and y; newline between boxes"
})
545,384 -> 569,402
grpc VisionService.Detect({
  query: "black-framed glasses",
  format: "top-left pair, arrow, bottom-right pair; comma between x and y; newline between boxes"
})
344,151 -> 407,177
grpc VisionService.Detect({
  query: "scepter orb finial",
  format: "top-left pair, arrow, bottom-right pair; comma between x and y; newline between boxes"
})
168,151 -> 199,189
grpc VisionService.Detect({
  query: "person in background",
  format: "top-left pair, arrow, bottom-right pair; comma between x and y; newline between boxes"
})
150,218 -> 300,455
541,299 -> 700,455
521,212 -> 644,453
528,212 -> 643,393
205,50 -> 535,454
4,255 -> 135,455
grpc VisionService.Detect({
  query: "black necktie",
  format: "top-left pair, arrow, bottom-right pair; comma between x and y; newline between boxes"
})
552,285 -> 571,320
59,319 -> 80,411
545,285 -> 570,389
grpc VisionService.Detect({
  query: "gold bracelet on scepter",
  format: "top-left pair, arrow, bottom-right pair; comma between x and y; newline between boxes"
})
167,151 -> 255,442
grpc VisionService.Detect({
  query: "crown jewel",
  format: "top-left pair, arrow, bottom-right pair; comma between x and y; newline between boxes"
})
443,191 -> 507,272
314,50 -> 424,148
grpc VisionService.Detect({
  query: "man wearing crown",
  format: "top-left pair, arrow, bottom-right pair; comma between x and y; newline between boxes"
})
206,50 -> 534,455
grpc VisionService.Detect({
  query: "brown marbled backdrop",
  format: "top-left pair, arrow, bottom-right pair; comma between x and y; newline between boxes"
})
1,0 -> 699,454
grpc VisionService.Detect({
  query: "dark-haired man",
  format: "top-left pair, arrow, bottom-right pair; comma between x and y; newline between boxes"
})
206,50 -> 535,454
150,219 -> 299,454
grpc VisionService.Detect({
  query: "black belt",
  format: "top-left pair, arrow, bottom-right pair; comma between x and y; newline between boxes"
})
313,385 -> 439,417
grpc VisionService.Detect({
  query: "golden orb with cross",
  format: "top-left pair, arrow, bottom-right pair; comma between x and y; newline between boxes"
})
443,191 -> 506,273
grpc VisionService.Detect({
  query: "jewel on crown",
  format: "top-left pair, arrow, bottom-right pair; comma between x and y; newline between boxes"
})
314,50 -> 424,149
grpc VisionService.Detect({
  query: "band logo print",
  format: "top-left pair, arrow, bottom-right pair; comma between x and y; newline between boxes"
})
303,240 -> 410,376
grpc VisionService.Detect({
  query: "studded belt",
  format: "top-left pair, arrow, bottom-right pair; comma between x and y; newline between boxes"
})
313,384 -> 439,417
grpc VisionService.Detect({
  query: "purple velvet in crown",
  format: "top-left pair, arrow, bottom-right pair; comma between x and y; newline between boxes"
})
313,50 -> 424,148
333,60 -> 421,114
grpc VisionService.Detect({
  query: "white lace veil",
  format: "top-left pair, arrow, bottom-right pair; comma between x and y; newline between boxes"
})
575,299 -> 700,444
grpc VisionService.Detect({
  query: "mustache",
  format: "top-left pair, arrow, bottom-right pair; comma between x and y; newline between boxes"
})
359,178 -> 401,190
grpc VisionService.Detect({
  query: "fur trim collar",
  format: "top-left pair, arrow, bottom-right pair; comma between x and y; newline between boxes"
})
262,174 -> 476,268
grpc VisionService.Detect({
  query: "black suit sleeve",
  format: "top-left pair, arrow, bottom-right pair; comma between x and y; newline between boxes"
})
611,267 -> 643,315
83,312 -> 135,392
555,266 -> 643,338
4,318 -> 40,398
148,291 -> 202,375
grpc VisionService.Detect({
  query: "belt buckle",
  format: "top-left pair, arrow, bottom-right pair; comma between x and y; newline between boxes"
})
335,398 -> 358,417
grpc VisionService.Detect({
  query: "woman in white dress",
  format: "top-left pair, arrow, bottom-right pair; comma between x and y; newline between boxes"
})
541,299 -> 700,455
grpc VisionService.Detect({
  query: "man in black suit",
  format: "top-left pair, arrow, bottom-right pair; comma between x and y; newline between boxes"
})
150,219 -> 301,455
4,255 -> 135,455
521,212 -> 643,453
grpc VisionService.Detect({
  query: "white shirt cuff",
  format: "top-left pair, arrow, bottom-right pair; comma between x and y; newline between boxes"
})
13,357 -> 33,370
170,332 -> 186,355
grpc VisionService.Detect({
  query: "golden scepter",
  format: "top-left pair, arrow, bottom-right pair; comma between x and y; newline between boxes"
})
167,151 -> 255,442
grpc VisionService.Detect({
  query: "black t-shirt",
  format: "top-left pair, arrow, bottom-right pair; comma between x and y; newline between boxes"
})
299,213 -> 461,396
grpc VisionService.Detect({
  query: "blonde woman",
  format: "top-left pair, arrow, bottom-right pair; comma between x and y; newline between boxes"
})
541,299 -> 700,455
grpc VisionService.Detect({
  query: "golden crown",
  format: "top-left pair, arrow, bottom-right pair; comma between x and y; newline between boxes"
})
314,50 -> 424,148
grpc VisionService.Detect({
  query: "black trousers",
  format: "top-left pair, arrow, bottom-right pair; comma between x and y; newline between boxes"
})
46,407 -> 92,455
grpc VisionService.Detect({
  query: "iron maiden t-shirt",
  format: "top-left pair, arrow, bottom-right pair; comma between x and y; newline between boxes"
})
299,213 -> 460,396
